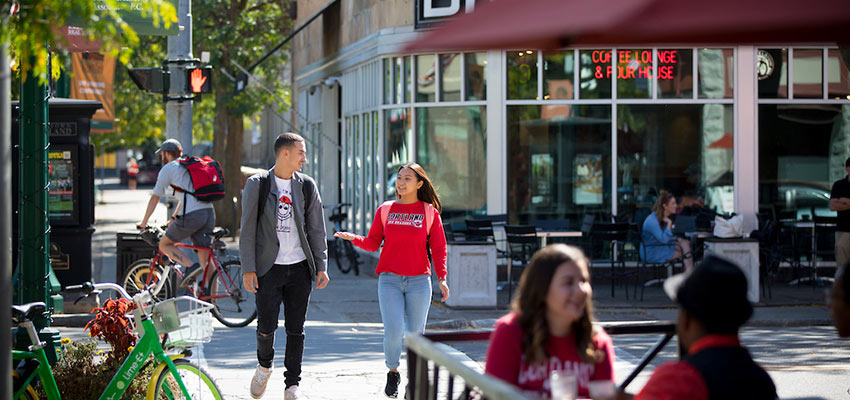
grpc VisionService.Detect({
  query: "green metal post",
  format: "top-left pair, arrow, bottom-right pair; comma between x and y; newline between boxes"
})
16,63 -> 59,363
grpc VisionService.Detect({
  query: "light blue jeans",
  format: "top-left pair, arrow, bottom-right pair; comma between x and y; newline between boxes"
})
378,273 -> 432,370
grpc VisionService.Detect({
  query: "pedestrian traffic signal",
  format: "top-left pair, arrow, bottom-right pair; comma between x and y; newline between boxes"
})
128,68 -> 169,94
186,66 -> 213,94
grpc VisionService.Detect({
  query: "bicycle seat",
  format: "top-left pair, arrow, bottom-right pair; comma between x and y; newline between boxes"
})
329,214 -> 346,223
205,228 -> 230,240
12,302 -> 46,324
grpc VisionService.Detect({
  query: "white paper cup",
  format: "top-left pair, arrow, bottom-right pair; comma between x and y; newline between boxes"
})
550,370 -> 578,400
588,380 -> 616,399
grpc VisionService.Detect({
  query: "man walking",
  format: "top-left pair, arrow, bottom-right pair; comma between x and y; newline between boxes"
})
138,138 -> 213,285
240,132 -> 330,400
617,255 -> 776,400
830,157 -> 850,275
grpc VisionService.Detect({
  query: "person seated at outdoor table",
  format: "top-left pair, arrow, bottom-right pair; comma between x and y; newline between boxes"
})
612,256 -> 776,400
485,244 -> 615,398
829,266 -> 850,338
641,190 -> 694,272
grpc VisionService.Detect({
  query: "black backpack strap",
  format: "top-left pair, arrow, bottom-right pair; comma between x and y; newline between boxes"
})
257,170 -> 270,223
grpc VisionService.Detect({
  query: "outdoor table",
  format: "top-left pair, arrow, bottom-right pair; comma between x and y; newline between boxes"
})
536,230 -> 583,246
788,220 -> 834,286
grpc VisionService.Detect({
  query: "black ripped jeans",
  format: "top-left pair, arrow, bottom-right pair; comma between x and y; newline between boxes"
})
255,260 -> 312,388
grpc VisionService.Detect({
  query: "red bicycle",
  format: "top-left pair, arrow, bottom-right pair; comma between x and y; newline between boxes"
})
122,225 -> 257,327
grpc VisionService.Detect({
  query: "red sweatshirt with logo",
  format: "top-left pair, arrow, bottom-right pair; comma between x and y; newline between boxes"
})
351,201 -> 447,280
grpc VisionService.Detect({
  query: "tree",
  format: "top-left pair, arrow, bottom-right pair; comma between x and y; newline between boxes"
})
193,0 -> 293,231
3,0 -> 177,81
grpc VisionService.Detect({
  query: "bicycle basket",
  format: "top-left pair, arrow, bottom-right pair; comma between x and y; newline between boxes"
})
149,296 -> 214,347
140,228 -> 161,247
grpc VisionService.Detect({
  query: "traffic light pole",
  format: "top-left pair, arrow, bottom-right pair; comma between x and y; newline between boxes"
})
166,0 -> 193,157
165,0 -> 193,219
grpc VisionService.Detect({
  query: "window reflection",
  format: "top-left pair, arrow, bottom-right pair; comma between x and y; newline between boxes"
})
758,48 -> 788,99
828,49 -> 850,99
658,49 -> 693,99
507,105 -> 612,226
793,49 -> 823,99
617,104 -> 734,222
465,53 -> 487,101
416,107 -> 487,223
543,50 -> 575,100
507,50 -> 538,100
579,50 -> 612,99
385,108 -> 413,199
617,49 -> 652,99
758,104 -> 849,219
698,49 -> 734,99
440,54 -> 462,102
416,55 -> 436,103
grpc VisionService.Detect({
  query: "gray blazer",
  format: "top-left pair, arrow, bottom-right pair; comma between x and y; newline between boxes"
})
239,169 -> 328,279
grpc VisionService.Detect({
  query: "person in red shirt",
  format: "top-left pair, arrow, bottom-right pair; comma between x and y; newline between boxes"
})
485,244 -> 615,398
335,163 -> 449,399
616,255 -> 776,400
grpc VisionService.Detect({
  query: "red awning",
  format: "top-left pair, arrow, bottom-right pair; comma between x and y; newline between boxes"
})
405,0 -> 850,52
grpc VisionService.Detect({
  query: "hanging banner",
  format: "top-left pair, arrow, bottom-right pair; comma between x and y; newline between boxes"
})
67,0 -> 179,36
71,53 -> 116,133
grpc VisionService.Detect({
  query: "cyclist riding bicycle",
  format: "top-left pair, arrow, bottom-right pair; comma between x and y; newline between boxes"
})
138,138 -> 214,287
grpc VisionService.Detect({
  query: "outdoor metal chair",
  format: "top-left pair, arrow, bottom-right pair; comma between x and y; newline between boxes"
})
589,222 -> 635,298
503,225 -> 539,301
635,222 -> 685,301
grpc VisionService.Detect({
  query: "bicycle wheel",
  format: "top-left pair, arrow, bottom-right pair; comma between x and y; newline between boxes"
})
334,238 -> 353,274
123,259 -> 174,301
207,260 -> 257,328
12,371 -> 38,400
343,240 -> 360,276
149,358 -> 223,400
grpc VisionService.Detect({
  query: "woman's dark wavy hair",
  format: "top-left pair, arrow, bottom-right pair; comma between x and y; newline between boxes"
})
653,189 -> 674,226
397,163 -> 442,213
511,244 -> 602,365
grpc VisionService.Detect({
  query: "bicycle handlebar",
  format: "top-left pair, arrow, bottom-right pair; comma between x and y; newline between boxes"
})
64,273 -> 169,304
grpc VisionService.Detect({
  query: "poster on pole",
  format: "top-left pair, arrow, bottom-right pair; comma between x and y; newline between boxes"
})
71,53 -> 115,133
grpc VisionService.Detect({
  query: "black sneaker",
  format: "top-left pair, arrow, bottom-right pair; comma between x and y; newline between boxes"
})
384,371 -> 400,398
179,263 -> 202,287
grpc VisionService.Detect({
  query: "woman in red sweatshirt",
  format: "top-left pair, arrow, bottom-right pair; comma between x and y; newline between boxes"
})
334,163 -> 449,399
485,244 -> 615,398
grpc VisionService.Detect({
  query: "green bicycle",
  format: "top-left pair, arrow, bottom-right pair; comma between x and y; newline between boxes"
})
12,278 -> 223,399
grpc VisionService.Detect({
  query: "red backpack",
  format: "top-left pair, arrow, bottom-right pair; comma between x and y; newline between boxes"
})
171,156 -> 226,204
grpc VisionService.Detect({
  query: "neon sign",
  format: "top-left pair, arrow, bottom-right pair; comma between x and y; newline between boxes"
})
589,50 -> 679,80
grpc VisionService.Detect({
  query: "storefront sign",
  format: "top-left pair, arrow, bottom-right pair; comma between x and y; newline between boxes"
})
588,50 -> 680,80
415,0 -> 487,29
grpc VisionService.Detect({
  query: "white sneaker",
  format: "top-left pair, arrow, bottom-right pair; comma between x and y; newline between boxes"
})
250,365 -> 273,399
284,385 -> 300,400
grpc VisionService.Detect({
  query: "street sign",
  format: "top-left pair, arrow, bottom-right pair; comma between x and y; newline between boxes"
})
234,73 -> 249,95
186,66 -> 213,94
67,0 -> 179,36
128,68 -> 169,94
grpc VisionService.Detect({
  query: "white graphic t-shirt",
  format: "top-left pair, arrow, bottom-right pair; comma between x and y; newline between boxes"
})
273,176 -> 306,265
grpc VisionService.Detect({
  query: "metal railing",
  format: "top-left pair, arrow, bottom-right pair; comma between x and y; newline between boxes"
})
405,321 -> 676,399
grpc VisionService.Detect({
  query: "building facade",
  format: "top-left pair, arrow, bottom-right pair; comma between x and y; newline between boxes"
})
292,0 -> 850,238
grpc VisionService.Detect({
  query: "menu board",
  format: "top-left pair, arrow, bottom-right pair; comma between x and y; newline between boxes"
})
48,145 -> 78,225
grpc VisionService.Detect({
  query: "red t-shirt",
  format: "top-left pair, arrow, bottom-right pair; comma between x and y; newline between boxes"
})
484,313 -> 615,398
352,201 -> 447,279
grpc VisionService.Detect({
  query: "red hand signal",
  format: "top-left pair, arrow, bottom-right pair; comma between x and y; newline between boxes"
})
190,68 -> 207,93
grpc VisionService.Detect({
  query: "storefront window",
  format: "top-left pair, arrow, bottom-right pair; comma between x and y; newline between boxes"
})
617,104 -> 734,222
507,105 -> 612,226
579,50 -> 612,99
394,56 -> 412,104
658,49 -> 693,99
758,48 -> 788,99
416,106 -> 487,223
507,50 -> 538,100
465,52 -> 487,101
372,110 -> 381,209
385,108 -> 413,199
698,48 -> 734,99
793,49 -> 823,99
353,115 -> 362,233
416,54 -> 436,102
440,53 -> 462,102
617,49 -> 652,99
828,49 -> 850,99
384,58 -> 392,104
758,104 -> 849,219
543,50 -> 575,100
